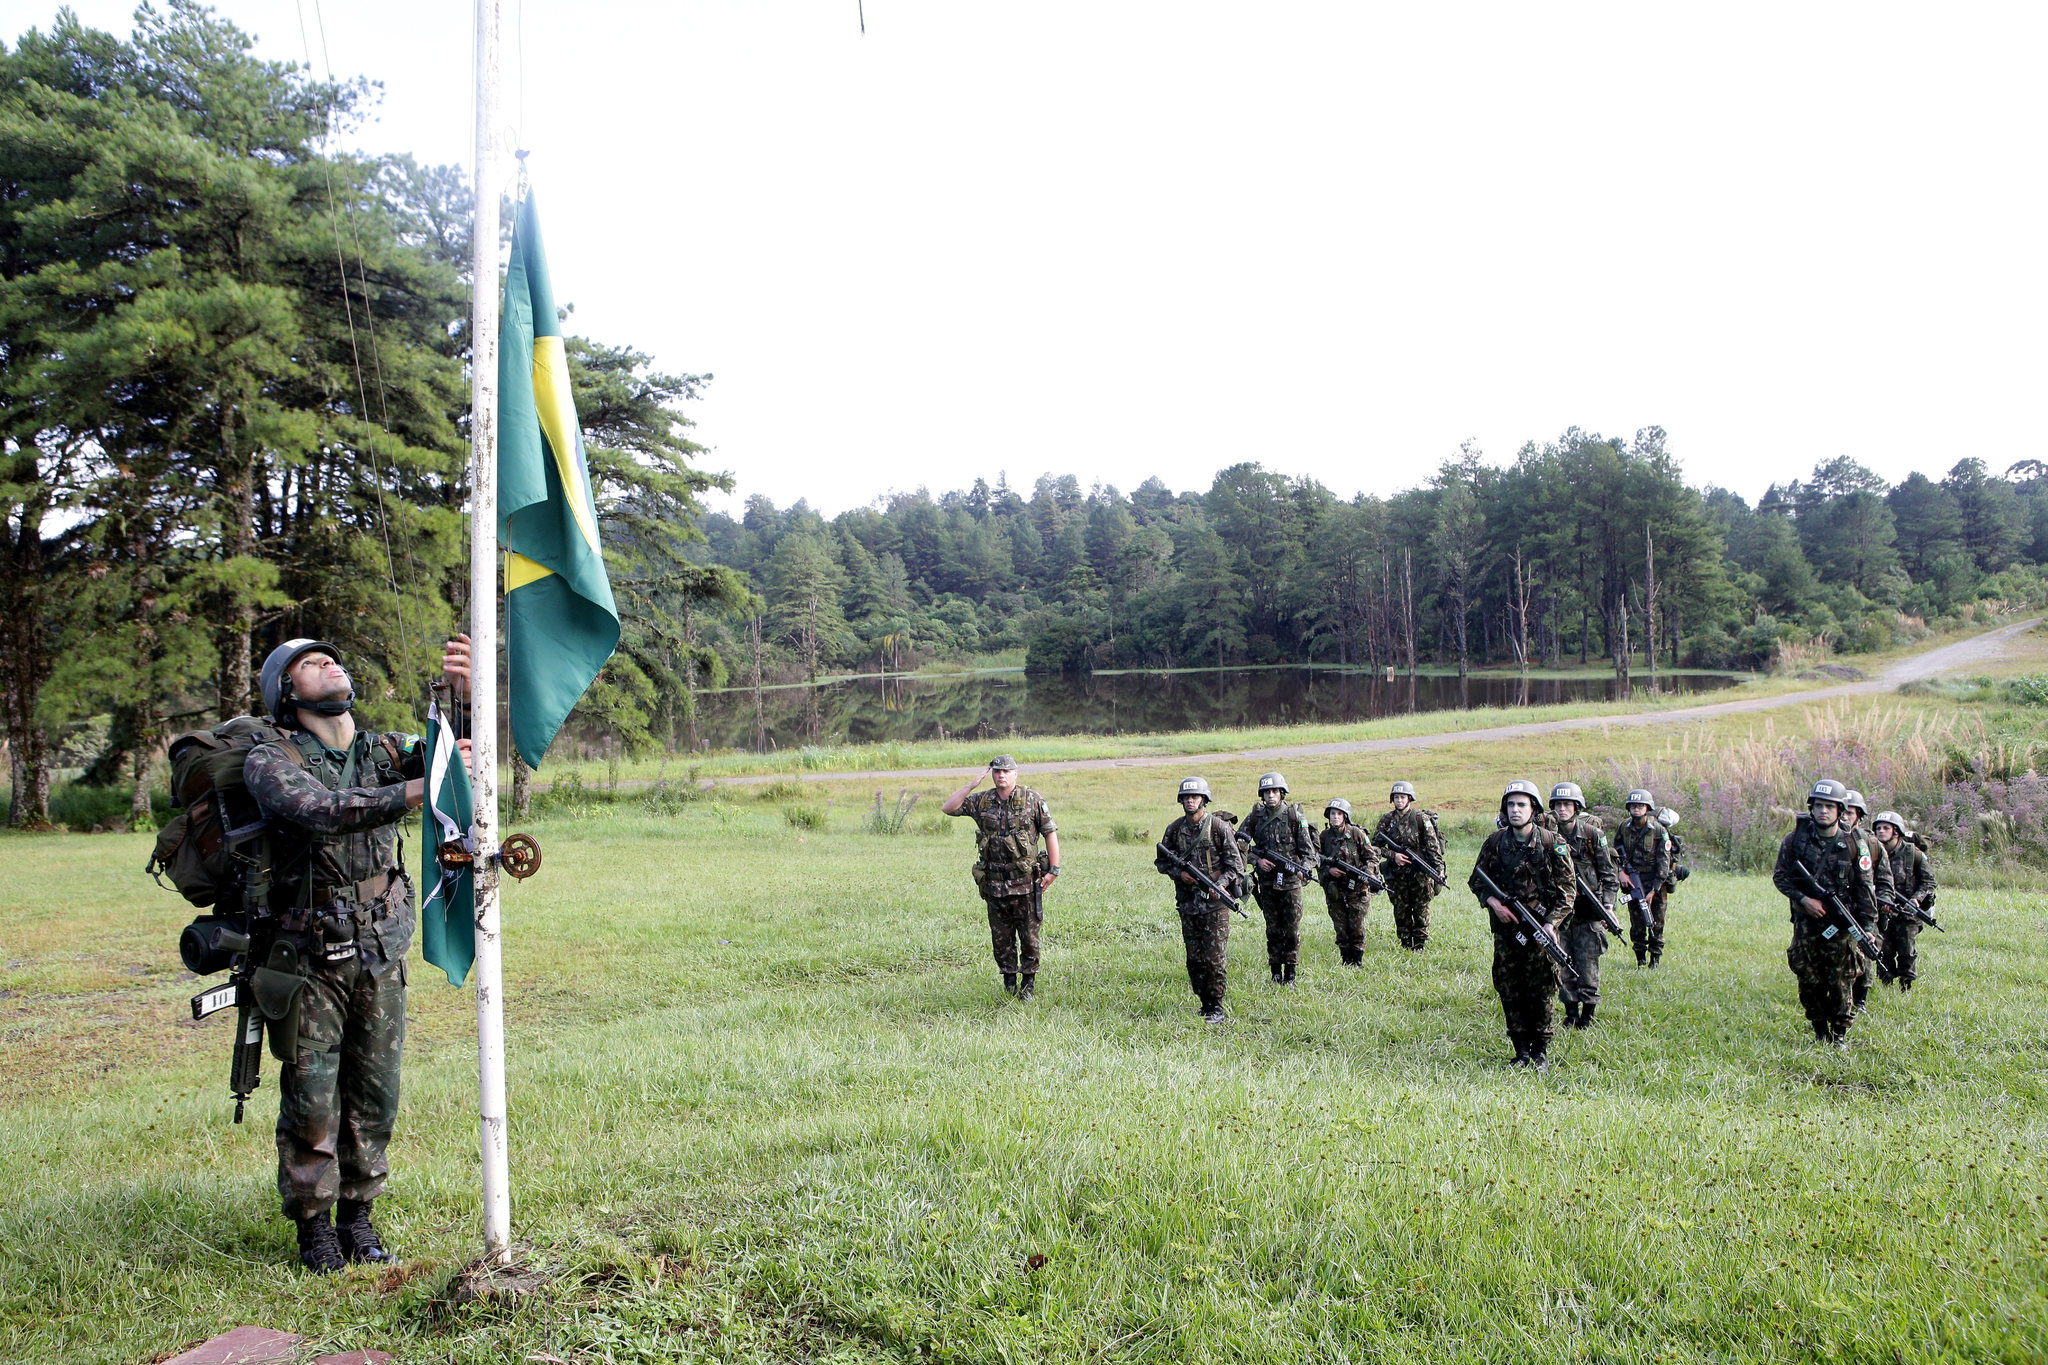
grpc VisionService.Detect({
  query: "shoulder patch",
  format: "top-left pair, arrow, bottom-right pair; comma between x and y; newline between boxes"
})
1554,843 -> 1569,856
1859,854 -> 1872,870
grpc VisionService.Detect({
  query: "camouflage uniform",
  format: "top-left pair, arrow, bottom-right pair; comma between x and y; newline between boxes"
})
1851,825 -> 1893,1011
1237,800 -> 1319,974
1317,822 -> 1380,964
1553,811 -> 1618,1009
1880,837 -> 1937,987
1614,818 -> 1672,963
950,787 -> 1056,976
244,727 -> 421,1221
1771,817 -> 1879,1039
1156,811 -> 1246,1013
1372,805 -> 1445,949
1663,832 -> 1685,895
1468,824 -> 1576,1052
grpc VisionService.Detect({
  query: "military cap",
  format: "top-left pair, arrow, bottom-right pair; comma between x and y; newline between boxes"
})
988,754 -> 1018,771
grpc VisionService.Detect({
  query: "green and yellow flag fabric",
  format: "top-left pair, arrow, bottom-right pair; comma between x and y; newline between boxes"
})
419,698 -> 475,986
499,194 -> 618,768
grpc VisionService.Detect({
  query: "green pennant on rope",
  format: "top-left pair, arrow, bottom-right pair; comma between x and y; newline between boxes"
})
418,698 -> 475,986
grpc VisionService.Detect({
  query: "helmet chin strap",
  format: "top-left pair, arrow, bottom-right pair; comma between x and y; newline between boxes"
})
306,696 -> 355,717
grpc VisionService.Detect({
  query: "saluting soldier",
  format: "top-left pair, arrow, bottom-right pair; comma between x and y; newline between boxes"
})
1372,781 -> 1446,950
1548,782 -> 1618,1030
243,636 -> 467,1273
1236,772 -> 1318,986
1615,789 -> 1672,967
1872,810 -> 1937,992
941,755 -> 1061,1000
1316,798 -> 1381,966
1840,790 -> 1891,1015
1155,777 -> 1247,1022
1772,779 -> 1881,1047
1470,780 -> 1577,1069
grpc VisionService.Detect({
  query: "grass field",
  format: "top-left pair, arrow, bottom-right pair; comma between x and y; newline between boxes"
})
4,691 -> 2048,1365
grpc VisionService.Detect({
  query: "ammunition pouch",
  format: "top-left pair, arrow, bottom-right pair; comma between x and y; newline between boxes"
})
253,939 -> 311,1063
976,860 -> 1034,900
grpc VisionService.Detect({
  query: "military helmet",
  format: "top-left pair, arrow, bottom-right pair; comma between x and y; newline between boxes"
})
1500,779 -> 1543,814
1873,810 -> 1909,836
1625,788 -> 1654,809
260,638 -> 351,722
1657,807 -> 1681,828
1324,797 -> 1353,819
1177,776 -> 1212,802
1549,782 -> 1585,807
1389,781 -> 1417,800
1844,789 -> 1869,816
1257,771 -> 1289,795
988,754 -> 1018,772
1807,778 -> 1850,808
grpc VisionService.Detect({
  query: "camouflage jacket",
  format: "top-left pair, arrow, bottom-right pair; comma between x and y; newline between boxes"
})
1317,822 -> 1380,895
1852,823 -> 1896,906
1770,817 -> 1878,928
1237,800 -> 1318,891
1469,825 -> 1575,933
1882,836 -> 1937,909
245,726 -> 422,933
1372,805 -> 1445,890
1664,832 -> 1686,889
1613,819 -> 1671,895
1156,810 -> 1246,914
951,786 -> 1056,898
1553,812 -> 1618,922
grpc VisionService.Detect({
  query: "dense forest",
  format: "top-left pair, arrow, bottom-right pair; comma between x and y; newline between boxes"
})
5,6 -> 2046,833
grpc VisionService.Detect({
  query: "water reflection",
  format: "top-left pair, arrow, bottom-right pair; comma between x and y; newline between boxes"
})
688,668 -> 1746,751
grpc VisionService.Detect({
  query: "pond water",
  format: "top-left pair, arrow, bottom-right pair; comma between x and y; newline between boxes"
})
688,667 -> 1748,751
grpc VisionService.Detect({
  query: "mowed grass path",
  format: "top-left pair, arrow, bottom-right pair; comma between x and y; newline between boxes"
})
3,757 -> 2046,1363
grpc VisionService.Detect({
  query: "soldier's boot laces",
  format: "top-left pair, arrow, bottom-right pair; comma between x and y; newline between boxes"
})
296,1211 -> 346,1275
1002,973 -> 1018,996
1577,1002 -> 1597,1028
336,1198 -> 395,1265
1017,973 -> 1035,1002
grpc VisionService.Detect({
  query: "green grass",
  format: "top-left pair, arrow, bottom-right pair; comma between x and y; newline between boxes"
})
4,745 -> 2046,1362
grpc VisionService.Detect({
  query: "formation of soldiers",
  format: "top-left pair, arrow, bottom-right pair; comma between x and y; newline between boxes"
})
943,757 -> 1941,1068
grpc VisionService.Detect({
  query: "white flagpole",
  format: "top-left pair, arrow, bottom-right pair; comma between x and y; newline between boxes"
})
468,0 -> 512,1265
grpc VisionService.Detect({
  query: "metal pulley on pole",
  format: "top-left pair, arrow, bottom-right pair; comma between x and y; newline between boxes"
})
468,0 -> 513,1266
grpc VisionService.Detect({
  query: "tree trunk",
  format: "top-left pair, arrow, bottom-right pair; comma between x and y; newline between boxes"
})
750,612 -> 767,751
2,486 -> 55,830
216,398 -> 257,719
512,753 -> 532,819
1402,550 -> 1416,676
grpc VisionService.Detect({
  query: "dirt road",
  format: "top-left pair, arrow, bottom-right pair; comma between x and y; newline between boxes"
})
701,619 -> 2040,789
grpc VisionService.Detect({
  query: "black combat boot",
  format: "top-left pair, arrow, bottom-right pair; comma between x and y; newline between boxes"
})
1002,973 -> 1018,996
296,1210 -> 346,1274
1635,948 -> 1648,967
1829,1022 -> 1850,1049
1282,963 -> 1297,987
1506,1034 -> 1531,1068
1577,1002 -> 1597,1029
1852,977 -> 1869,1013
1528,1041 -> 1550,1072
1811,1019 -> 1831,1045
335,1198 -> 395,1265
1017,973 -> 1035,1001
1562,1001 -> 1580,1028
1270,967 -> 1284,985
1201,1000 -> 1226,1024
1649,951 -> 1661,969
1898,977 -> 1913,994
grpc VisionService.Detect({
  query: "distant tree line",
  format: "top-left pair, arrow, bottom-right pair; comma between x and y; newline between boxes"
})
695,436 -> 2048,717
1,5 -> 739,828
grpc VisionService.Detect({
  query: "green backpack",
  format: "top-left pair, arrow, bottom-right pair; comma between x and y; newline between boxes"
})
144,717 -> 305,908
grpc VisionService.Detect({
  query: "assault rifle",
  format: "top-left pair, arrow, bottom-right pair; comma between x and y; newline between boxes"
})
182,911 -> 266,1123
1880,888 -> 1944,933
1616,860 -> 1652,929
1574,873 -> 1629,942
1156,841 -> 1248,917
1470,864 -> 1579,982
1246,839 -> 1318,888
1372,832 -> 1448,887
1790,858 -> 1893,978
1322,851 -> 1386,893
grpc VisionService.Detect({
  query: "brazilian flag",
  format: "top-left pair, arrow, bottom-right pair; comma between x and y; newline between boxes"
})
500,193 -> 619,768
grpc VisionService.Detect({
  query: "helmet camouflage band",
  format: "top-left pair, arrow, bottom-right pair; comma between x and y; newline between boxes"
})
1844,790 -> 1869,816
259,637 -> 348,722
1626,789 -> 1654,808
1324,797 -> 1353,818
1807,778 -> 1850,805
1549,782 -> 1585,807
1257,772 -> 1289,794
1873,810 -> 1908,835
1657,807 -> 1680,828
988,754 -> 1018,771
1177,776 -> 1212,802
1389,781 -> 1417,800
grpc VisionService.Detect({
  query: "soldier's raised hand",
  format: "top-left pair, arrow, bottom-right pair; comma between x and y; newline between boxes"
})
442,634 -> 473,699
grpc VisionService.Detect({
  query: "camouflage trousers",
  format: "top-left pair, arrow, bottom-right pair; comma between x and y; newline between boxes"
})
1385,877 -> 1433,949
1787,921 -> 1862,1033
1561,917 -> 1610,1005
276,942 -> 405,1220
1881,915 -> 1922,984
1253,884 -> 1303,970
984,893 -> 1041,974
1491,931 -> 1562,1046
1321,885 -> 1370,963
1630,888 -> 1668,958
1179,906 -> 1232,1009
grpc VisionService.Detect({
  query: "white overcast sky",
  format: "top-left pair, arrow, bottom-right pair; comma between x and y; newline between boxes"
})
9,1 -> 2045,515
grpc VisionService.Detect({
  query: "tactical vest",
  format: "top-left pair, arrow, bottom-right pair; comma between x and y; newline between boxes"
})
260,729 -> 410,914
